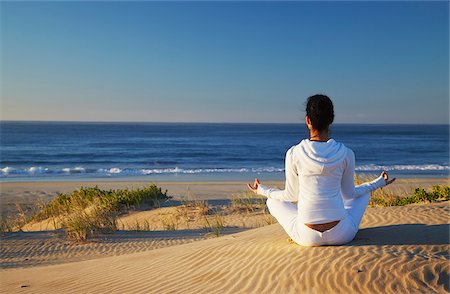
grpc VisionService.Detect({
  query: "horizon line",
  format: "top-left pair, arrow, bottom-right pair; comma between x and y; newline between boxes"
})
0,119 -> 448,126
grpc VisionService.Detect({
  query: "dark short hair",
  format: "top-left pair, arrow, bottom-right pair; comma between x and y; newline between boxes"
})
306,94 -> 334,132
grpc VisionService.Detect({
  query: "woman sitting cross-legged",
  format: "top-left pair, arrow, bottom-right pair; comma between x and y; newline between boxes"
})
247,94 -> 395,246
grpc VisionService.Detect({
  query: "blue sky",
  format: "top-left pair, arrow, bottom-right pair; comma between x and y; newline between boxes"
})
1,1 -> 448,124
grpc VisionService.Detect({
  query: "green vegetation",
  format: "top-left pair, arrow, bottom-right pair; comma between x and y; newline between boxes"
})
0,204 -> 29,233
33,185 -> 169,222
158,193 -> 270,236
0,184 -> 171,240
370,185 -> 449,207
356,173 -> 449,207
52,184 -> 169,240
229,192 -> 267,214
2,181 -> 448,241
202,212 -> 225,237
61,198 -> 118,241
0,217 -> 21,233
160,214 -> 180,231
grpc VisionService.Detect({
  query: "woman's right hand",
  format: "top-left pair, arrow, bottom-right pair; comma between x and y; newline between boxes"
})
247,178 -> 260,194
381,170 -> 396,186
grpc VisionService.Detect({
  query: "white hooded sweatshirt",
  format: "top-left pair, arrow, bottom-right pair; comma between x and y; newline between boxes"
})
257,139 -> 385,224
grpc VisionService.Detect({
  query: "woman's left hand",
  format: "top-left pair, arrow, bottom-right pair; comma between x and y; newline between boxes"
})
247,178 -> 260,194
381,170 -> 396,186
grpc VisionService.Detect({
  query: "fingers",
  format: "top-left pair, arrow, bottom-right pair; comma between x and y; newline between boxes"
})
247,182 -> 257,193
386,177 -> 396,185
254,179 -> 260,189
381,170 -> 396,186
247,178 -> 260,194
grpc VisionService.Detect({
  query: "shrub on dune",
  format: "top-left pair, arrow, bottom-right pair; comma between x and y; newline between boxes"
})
29,184 -> 170,241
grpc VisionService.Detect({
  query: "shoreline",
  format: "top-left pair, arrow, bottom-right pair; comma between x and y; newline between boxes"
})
1,170 -> 449,183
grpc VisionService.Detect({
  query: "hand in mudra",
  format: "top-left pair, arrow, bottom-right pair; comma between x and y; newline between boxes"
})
247,178 -> 260,194
382,170 -> 396,186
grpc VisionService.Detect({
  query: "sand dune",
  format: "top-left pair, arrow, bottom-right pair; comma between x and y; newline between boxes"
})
0,229 -> 216,269
1,201 -> 448,293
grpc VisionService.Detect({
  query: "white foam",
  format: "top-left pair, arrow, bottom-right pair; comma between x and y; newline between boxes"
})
139,167 -> 283,175
0,164 -> 448,178
62,167 -> 86,174
27,166 -> 49,174
1,167 -> 15,174
108,168 -> 122,174
355,164 -> 449,171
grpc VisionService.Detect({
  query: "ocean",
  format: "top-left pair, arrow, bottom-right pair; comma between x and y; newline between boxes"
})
1,122 -> 448,182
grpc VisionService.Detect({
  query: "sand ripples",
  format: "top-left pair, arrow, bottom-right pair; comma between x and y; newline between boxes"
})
0,229 -> 209,269
1,202 -> 449,293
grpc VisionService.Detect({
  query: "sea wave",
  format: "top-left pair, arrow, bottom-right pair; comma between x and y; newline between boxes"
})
1,164 -> 448,178
0,166 -> 284,177
355,164 -> 449,171
62,167 -> 86,174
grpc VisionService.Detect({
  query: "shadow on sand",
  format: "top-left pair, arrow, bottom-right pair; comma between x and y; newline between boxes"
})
349,223 -> 450,246
0,226 -> 246,242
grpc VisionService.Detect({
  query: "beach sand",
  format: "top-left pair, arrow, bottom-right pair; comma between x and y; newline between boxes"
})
1,202 -> 448,293
0,178 -> 449,293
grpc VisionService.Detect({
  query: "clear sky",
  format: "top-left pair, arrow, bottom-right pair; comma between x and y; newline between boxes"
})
1,1 -> 448,124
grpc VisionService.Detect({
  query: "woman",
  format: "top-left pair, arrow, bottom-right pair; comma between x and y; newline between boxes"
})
247,94 -> 395,246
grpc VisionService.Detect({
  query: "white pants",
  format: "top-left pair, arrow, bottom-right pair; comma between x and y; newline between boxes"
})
266,192 -> 370,246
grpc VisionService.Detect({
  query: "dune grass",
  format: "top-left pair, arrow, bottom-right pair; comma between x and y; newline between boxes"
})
61,198 -> 118,241
354,173 -> 449,207
370,185 -> 449,207
117,192 -> 273,236
55,185 -> 170,240
32,185 -> 169,222
1,179 -> 448,240
0,184 -> 170,240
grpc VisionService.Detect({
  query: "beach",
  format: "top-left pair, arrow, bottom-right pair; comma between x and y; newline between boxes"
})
1,178 -> 448,218
0,178 -> 449,293
2,0 -> 449,292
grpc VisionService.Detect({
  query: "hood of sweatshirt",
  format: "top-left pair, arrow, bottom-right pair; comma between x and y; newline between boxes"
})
295,139 -> 348,175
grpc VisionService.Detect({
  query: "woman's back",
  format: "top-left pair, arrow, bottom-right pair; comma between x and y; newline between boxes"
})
292,139 -> 351,224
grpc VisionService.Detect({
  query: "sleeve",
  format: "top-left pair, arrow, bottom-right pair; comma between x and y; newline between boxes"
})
256,147 -> 299,202
340,149 -> 386,201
